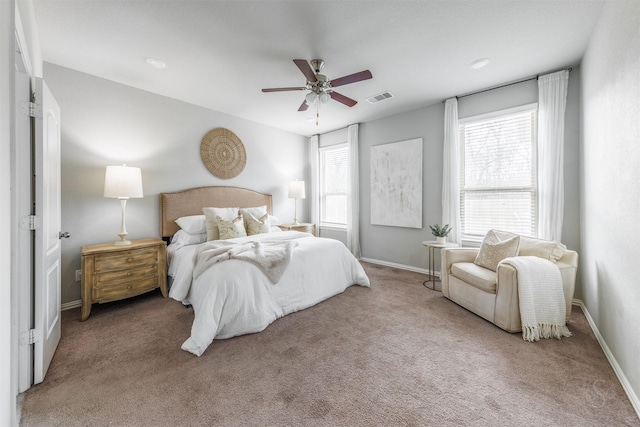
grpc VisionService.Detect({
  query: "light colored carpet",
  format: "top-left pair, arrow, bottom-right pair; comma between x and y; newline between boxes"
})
20,262 -> 639,426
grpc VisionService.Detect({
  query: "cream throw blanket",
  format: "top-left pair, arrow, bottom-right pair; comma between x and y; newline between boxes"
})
501,256 -> 571,342
193,240 -> 297,284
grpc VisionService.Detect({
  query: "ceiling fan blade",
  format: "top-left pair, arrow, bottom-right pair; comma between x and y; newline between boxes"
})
262,87 -> 306,92
298,100 -> 309,111
293,59 -> 317,82
329,91 -> 358,107
330,70 -> 373,88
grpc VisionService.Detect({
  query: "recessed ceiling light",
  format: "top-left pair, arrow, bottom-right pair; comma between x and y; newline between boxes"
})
470,58 -> 490,70
145,57 -> 166,69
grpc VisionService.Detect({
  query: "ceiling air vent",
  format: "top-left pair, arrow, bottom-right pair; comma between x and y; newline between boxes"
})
366,91 -> 394,104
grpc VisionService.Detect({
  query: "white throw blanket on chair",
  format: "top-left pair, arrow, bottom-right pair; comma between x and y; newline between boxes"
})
500,256 -> 571,342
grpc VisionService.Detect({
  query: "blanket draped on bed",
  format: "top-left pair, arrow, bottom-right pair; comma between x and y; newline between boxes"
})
501,256 -> 571,342
193,240 -> 297,283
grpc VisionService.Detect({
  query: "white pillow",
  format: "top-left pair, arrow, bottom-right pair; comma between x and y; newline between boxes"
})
216,215 -> 247,240
239,206 -> 267,222
269,215 -> 282,226
245,213 -> 270,236
203,207 -> 239,241
170,229 -> 207,249
175,215 -> 206,235
474,230 -> 520,272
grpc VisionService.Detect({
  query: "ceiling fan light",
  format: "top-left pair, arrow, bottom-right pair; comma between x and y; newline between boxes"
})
305,92 -> 317,104
319,92 -> 330,103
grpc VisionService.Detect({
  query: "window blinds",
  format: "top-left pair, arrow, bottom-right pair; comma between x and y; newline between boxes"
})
459,108 -> 537,239
320,145 -> 348,225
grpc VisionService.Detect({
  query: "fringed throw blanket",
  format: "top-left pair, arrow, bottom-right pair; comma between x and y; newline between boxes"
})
500,256 -> 571,342
193,240 -> 297,284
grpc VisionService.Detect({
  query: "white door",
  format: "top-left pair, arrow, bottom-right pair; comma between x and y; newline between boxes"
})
33,78 -> 62,384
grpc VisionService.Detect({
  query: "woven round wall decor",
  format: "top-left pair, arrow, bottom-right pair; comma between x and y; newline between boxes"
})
200,128 -> 247,179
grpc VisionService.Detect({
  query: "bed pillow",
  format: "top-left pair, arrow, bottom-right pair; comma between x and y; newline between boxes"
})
175,214 -> 206,235
239,205 -> 268,221
474,230 -> 520,271
245,213 -> 270,236
170,229 -> 207,249
216,215 -> 247,240
269,215 -> 282,226
203,207 -> 239,241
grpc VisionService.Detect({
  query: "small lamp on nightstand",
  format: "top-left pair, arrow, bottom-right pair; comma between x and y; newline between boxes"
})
104,164 -> 143,246
288,180 -> 305,225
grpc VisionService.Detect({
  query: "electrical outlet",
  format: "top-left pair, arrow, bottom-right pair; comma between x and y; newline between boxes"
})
75,270 -> 82,281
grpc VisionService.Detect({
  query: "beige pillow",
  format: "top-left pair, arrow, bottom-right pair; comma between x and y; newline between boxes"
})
245,213 -> 270,236
216,215 -> 247,240
492,229 -> 566,262
202,207 -> 239,241
474,230 -> 520,271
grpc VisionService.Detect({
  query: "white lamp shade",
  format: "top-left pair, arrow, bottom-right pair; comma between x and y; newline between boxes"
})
288,180 -> 305,199
104,165 -> 143,198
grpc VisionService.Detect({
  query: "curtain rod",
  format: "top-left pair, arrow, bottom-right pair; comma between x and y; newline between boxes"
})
443,67 -> 572,102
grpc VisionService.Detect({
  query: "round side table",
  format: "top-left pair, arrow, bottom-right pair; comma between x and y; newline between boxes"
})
422,240 -> 458,290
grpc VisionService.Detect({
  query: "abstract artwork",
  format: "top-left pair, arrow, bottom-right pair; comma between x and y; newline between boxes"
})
370,138 -> 423,228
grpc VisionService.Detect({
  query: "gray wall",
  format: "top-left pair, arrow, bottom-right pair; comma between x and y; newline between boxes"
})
44,64 -> 308,305
356,70 -> 581,271
580,0 -> 640,410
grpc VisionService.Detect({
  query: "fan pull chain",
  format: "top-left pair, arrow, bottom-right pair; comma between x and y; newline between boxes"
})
316,102 -> 319,126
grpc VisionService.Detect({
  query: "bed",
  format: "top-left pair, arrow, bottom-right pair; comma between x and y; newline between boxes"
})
161,186 -> 370,356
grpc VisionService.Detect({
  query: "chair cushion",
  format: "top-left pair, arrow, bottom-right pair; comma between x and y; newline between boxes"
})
451,262 -> 497,293
474,231 -> 520,271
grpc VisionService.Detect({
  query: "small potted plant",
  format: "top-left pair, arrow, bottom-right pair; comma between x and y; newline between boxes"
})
429,224 -> 452,244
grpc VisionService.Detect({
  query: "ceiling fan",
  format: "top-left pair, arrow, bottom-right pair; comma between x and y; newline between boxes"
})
262,59 -> 373,113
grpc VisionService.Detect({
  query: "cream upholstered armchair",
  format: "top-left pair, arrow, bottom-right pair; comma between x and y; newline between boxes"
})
440,230 -> 578,333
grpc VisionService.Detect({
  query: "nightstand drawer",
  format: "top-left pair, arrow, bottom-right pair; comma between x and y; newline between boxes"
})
95,247 -> 158,271
81,238 -> 167,321
93,275 -> 160,302
95,264 -> 158,286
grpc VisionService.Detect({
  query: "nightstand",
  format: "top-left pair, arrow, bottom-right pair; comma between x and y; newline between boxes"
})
277,223 -> 316,236
80,238 -> 167,321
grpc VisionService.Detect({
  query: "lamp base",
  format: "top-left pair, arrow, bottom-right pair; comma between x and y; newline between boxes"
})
114,231 -> 131,246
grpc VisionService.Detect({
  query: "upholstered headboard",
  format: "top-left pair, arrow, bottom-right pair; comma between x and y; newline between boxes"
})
160,186 -> 273,239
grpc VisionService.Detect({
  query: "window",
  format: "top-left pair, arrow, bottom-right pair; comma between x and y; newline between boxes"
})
459,105 -> 537,241
319,144 -> 348,227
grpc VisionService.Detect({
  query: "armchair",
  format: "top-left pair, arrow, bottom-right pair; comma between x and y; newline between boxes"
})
440,233 -> 578,333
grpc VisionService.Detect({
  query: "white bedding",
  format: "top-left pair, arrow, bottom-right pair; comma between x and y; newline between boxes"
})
167,231 -> 370,356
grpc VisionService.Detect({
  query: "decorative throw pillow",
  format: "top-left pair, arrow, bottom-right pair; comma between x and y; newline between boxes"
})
216,215 -> 247,240
202,207 -> 239,241
245,213 -> 270,236
492,229 -> 566,262
474,230 -> 520,271
175,215 -> 206,235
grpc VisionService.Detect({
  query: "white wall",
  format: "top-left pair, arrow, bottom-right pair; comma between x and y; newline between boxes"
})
356,71 -> 581,271
580,0 -> 640,411
43,63 -> 308,305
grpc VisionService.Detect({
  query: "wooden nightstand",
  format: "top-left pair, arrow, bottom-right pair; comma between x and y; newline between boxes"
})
277,223 -> 316,236
80,238 -> 167,321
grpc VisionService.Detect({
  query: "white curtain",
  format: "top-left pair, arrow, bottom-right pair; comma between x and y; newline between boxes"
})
309,134 -> 320,227
537,70 -> 569,241
442,98 -> 461,245
347,124 -> 361,258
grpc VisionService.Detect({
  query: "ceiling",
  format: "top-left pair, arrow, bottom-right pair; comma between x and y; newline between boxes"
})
32,1 -> 604,137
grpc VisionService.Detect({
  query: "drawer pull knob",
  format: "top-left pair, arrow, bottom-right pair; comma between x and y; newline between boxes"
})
127,272 -> 132,276
127,258 -> 133,262
127,285 -> 132,289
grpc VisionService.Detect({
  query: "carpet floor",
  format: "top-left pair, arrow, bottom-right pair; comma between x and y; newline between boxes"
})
20,262 -> 639,426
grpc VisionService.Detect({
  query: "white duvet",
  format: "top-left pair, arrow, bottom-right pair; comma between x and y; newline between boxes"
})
168,231 -> 370,356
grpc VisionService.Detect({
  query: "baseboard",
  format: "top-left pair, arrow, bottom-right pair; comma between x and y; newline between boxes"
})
61,300 -> 81,311
572,299 -> 640,419
359,257 -> 433,277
